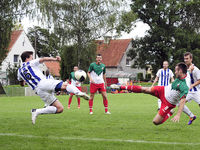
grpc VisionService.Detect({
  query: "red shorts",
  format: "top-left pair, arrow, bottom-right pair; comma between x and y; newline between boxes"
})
90,83 -> 106,94
70,86 -> 82,95
152,86 -> 176,117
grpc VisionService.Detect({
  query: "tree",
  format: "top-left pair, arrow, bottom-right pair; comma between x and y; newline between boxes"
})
35,0 -> 136,78
0,0 -> 32,65
60,41 -> 96,81
128,0 -> 200,74
7,64 -> 19,85
27,26 -> 61,57
36,0 -> 136,66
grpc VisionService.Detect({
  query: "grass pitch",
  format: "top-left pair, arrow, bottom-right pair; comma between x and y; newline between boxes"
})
0,93 -> 200,150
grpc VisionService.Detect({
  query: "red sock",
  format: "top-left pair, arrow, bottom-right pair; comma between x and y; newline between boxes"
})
161,112 -> 173,124
77,97 -> 80,107
103,99 -> 108,112
89,99 -> 93,112
68,97 -> 72,106
121,85 -> 142,93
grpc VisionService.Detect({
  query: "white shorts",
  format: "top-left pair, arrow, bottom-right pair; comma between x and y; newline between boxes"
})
186,92 -> 200,104
35,79 -> 61,106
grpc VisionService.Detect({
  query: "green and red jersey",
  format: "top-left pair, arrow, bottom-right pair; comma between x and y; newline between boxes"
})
88,62 -> 106,84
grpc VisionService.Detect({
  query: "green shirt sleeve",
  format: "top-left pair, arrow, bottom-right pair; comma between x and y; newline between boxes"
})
88,63 -> 93,73
179,82 -> 189,100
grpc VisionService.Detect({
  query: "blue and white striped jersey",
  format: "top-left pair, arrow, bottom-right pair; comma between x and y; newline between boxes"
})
156,68 -> 174,86
17,59 -> 46,90
187,66 -> 200,93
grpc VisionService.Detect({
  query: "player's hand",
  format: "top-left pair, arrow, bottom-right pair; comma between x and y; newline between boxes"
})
56,56 -> 61,61
76,81 -> 80,85
171,115 -> 180,123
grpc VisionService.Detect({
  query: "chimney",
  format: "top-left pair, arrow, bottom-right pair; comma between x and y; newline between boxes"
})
103,36 -> 112,44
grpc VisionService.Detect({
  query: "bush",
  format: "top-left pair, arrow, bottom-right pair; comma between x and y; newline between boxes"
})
145,73 -> 151,81
137,73 -> 144,81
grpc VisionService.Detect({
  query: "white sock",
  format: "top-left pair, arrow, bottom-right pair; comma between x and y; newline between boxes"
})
183,105 -> 195,118
36,106 -> 57,115
66,84 -> 81,94
158,99 -> 161,109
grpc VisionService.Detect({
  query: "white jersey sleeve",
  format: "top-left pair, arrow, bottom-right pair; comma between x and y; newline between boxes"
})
193,66 -> 200,80
29,59 -> 40,67
169,69 -> 174,78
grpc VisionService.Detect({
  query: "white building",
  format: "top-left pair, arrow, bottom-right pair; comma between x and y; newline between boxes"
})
0,30 -> 48,85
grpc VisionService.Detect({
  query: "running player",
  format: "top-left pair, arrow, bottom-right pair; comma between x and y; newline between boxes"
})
68,66 -> 81,109
87,54 -> 111,115
111,63 -> 189,125
151,61 -> 174,110
183,52 -> 200,124
17,51 -> 89,124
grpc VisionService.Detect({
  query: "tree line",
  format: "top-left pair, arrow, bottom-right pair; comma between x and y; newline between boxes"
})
1,0 -> 200,84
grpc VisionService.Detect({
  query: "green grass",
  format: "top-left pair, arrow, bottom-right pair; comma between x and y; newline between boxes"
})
0,93 -> 200,150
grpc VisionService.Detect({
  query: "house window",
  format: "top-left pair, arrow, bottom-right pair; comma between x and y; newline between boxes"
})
126,58 -> 131,66
14,55 -> 19,63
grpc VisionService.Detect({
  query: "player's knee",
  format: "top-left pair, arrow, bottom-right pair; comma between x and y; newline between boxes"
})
153,121 -> 159,125
56,106 -> 64,113
153,120 -> 161,125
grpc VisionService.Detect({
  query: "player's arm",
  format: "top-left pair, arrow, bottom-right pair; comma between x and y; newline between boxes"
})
103,74 -> 107,87
39,56 -> 61,63
171,77 -> 174,82
189,68 -> 200,90
190,80 -> 200,90
151,76 -> 159,87
87,64 -> 94,83
87,72 -> 94,83
171,97 -> 186,122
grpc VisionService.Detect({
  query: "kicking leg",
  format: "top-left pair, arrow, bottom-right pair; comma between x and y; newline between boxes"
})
59,82 -> 89,100
111,84 -> 153,94
31,100 -> 63,125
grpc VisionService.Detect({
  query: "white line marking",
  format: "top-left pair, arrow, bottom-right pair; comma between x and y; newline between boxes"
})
0,133 -> 199,145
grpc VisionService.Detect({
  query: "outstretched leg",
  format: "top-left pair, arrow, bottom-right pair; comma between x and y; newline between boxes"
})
31,100 -> 64,125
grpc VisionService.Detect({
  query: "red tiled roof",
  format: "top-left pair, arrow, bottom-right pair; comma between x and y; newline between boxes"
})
96,39 -> 132,67
44,61 -> 61,77
7,30 -> 23,51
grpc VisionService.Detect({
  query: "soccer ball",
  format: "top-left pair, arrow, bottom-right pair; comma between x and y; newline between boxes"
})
75,70 -> 87,82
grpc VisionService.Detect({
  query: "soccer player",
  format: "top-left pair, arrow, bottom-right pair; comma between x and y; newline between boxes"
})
45,69 -> 54,80
68,66 -> 81,109
111,63 -> 189,125
182,52 -> 200,124
87,54 -> 111,115
151,61 -> 174,110
17,51 -> 89,124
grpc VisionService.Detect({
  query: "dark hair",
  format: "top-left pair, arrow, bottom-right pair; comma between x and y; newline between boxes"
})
21,51 -> 33,62
176,62 -> 187,74
184,52 -> 193,59
96,54 -> 102,57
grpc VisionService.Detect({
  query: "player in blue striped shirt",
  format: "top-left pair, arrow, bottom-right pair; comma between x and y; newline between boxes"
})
17,51 -> 89,124
151,61 -> 174,110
